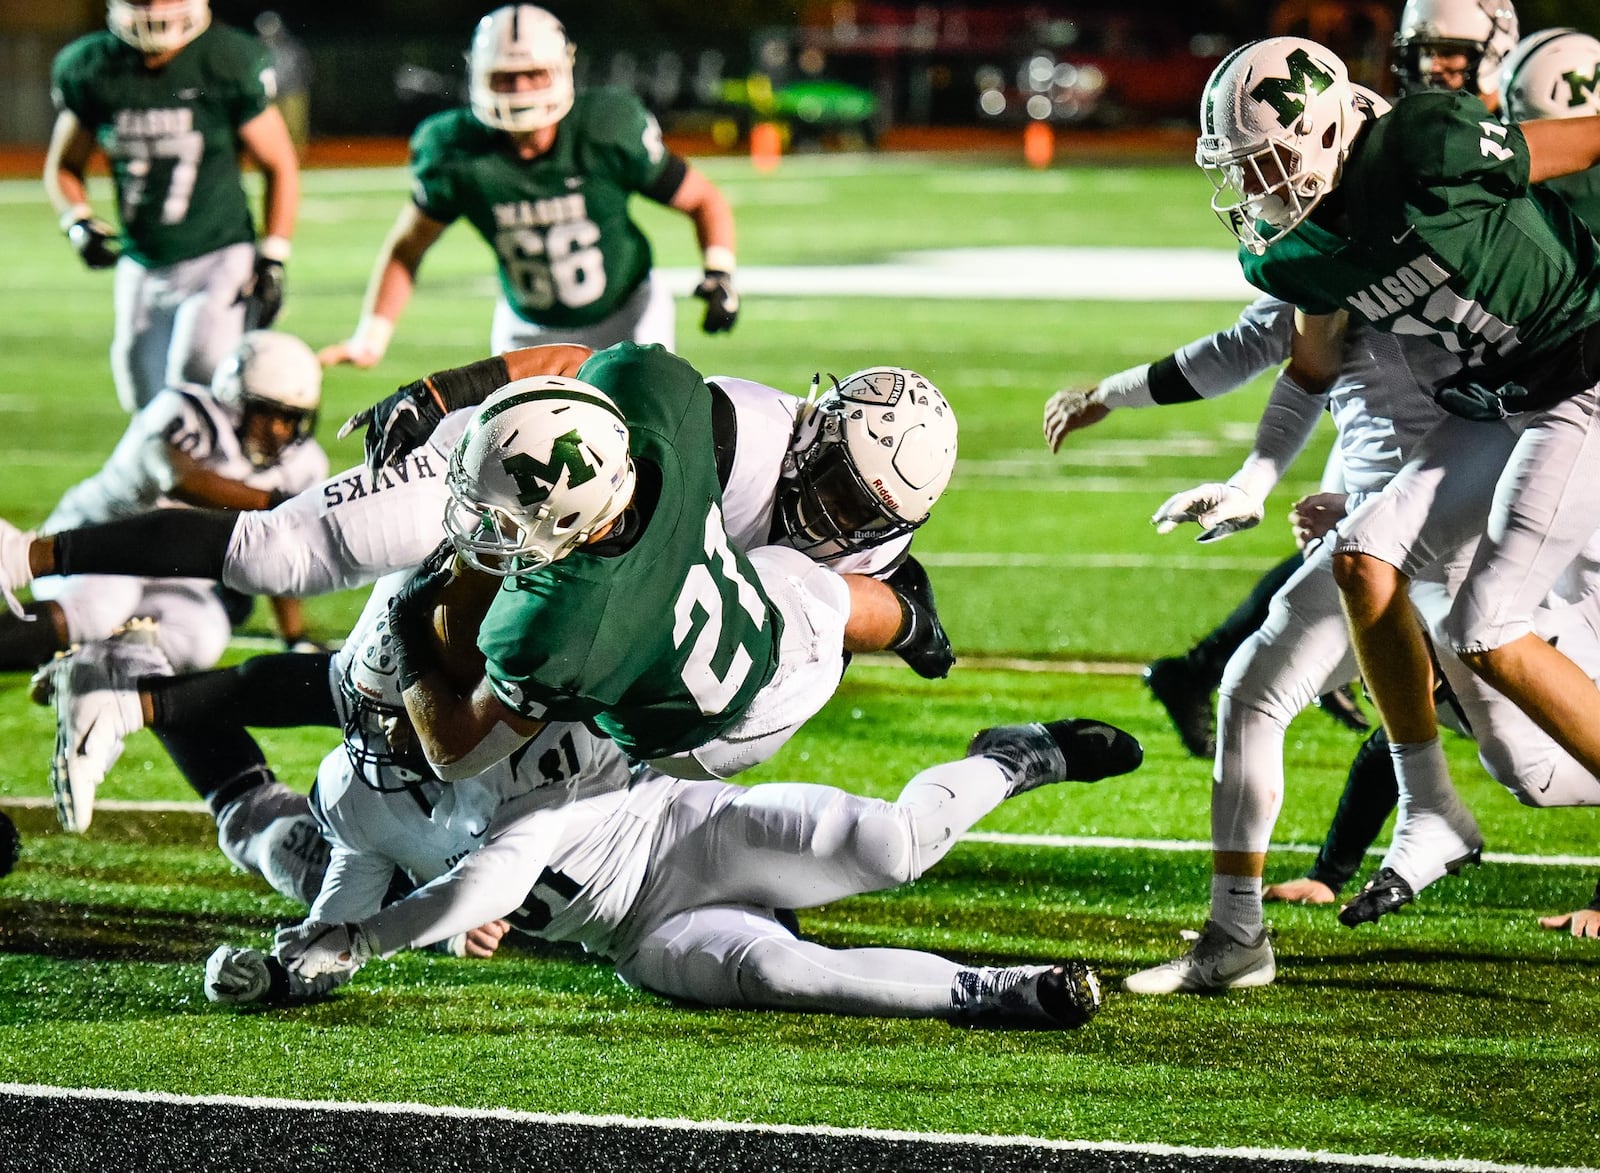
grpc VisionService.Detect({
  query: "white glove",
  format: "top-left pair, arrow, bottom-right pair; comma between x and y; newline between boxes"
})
205,945 -> 276,1004
1152,482 -> 1264,543
1042,386 -> 1109,452
275,920 -> 374,983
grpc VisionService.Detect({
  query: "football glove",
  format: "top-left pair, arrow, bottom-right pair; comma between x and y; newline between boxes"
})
886,555 -> 955,680
1042,386 -> 1110,452
1152,482 -> 1264,544
694,270 -> 740,334
275,919 -> 374,982
242,254 -> 287,330
388,540 -> 456,691
66,217 -> 121,270
340,379 -> 446,480
204,945 -> 281,1004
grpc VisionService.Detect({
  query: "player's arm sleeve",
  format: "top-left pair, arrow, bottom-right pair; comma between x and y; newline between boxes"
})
224,36 -> 276,126
1406,92 -> 1531,211
1227,368 -> 1331,502
1170,296 -> 1295,399
407,119 -> 462,224
305,842 -> 397,926
355,810 -> 568,956
49,44 -> 94,121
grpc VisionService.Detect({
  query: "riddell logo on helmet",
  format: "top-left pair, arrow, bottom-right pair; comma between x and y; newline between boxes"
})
871,478 -> 900,511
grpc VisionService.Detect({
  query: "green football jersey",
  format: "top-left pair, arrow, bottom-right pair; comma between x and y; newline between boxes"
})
1545,168 -> 1600,235
51,24 -> 272,268
409,89 -> 670,329
478,343 -> 783,760
1243,91 -> 1600,408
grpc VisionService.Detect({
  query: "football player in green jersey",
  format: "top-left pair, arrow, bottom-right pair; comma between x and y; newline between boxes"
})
1186,37 -> 1600,935
319,5 -> 738,372
44,0 -> 300,414
375,344 -> 956,786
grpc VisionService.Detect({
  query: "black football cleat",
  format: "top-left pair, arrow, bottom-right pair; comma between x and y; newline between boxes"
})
1338,867 -> 1415,927
1143,656 -> 1217,758
1034,961 -> 1103,1029
968,718 -> 1143,796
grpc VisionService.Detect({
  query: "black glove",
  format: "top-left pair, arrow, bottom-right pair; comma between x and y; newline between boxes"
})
886,555 -> 955,680
694,270 -> 739,334
1433,379 -> 1527,422
243,254 -> 287,330
66,217 -> 120,270
339,355 -> 512,480
388,540 -> 456,691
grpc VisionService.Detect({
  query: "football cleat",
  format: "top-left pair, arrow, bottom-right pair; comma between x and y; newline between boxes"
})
44,620 -> 169,833
1315,684 -> 1371,733
954,961 -> 1102,1028
967,718 -> 1142,796
1339,845 -> 1483,928
1122,921 -> 1275,994
1143,656 -> 1217,758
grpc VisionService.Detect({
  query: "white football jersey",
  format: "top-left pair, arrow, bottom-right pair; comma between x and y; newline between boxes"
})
1177,296 -> 1459,503
224,377 -> 907,598
45,385 -> 328,534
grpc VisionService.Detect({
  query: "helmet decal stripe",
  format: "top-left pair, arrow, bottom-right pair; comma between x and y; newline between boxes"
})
479,387 -> 627,426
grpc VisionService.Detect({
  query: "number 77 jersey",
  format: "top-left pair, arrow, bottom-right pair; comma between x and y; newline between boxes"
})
476,343 -> 785,761
50,23 -> 270,268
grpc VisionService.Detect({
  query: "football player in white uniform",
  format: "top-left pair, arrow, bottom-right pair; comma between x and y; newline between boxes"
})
8,345 -> 959,895
0,330 -> 327,677
1047,213 -> 1600,991
202,586 -> 1133,1027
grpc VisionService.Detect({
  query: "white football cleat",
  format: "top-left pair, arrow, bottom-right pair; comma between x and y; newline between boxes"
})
1122,921 -> 1276,994
954,961 -> 1102,1028
0,516 -> 35,620
46,619 -> 170,833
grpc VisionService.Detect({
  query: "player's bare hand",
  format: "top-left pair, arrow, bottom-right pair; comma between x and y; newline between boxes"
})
1264,878 -> 1337,904
318,339 -> 383,370
1043,387 -> 1110,452
1291,492 -> 1348,549
461,919 -> 511,959
1539,908 -> 1600,938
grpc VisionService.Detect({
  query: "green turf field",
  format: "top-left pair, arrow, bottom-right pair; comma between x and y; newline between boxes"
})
0,155 -> 1596,1166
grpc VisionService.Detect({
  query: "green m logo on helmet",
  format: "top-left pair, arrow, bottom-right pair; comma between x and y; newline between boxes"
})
500,429 -> 597,506
1564,64 -> 1600,109
1248,48 -> 1336,127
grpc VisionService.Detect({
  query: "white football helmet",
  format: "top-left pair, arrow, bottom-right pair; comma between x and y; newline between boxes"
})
210,330 -> 322,468
776,367 -> 958,561
1500,29 -> 1600,121
468,5 -> 576,132
1392,0 -> 1519,98
107,0 -> 210,54
445,376 -> 636,576
1196,38 -> 1363,255
341,612 -> 438,792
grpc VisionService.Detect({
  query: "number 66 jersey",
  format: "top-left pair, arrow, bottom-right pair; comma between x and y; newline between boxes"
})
409,88 -> 668,332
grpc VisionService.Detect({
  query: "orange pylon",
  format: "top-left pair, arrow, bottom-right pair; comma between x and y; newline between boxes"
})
1024,120 -> 1054,169
750,122 -> 782,173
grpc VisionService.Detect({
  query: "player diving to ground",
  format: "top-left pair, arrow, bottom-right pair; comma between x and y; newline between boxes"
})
202,581 -> 1138,1025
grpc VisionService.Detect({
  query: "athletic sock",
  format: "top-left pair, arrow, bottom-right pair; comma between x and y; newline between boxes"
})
1212,873 -> 1264,945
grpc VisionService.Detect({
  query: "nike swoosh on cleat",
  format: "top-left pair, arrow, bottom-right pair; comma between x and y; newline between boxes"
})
74,713 -> 100,757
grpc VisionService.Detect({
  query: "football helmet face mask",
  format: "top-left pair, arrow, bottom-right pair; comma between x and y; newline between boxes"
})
775,367 -> 958,561
210,331 -> 322,469
1500,29 -> 1600,121
107,0 -> 210,55
341,612 -> 439,793
1196,38 -> 1362,256
445,377 -> 636,577
468,5 -> 576,133
1392,0 -> 1519,98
